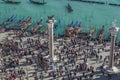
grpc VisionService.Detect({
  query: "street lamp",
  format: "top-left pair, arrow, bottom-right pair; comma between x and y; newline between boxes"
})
109,21 -> 119,69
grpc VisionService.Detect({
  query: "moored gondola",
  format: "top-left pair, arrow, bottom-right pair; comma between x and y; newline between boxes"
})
32,24 -> 42,33
0,15 -> 17,26
32,19 -> 43,33
2,0 -> 21,4
70,0 -> 120,7
21,17 -> 32,30
29,0 -> 47,5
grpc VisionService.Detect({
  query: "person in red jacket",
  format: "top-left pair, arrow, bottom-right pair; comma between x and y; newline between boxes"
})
13,74 -> 17,80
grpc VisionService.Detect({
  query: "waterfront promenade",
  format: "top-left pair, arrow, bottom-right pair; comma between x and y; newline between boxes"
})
0,30 -> 120,80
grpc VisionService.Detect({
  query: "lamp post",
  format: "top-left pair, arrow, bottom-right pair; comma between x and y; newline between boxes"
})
47,16 -> 56,66
109,21 -> 119,68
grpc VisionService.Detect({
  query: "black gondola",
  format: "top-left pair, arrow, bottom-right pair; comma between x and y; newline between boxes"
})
2,0 -> 21,4
66,3 -> 73,12
70,0 -> 120,7
29,0 -> 47,5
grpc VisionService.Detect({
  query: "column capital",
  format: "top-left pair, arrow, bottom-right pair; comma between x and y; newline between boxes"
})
109,22 -> 119,36
46,16 -> 56,24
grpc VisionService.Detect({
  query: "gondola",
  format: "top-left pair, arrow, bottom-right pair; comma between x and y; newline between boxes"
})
0,15 -> 17,26
9,18 -> 26,30
21,22 -> 31,30
2,0 -> 21,4
66,3 -> 73,12
97,26 -> 105,43
71,0 -> 120,7
32,19 -> 43,33
29,0 -> 47,5
32,24 -> 42,33
20,17 -> 32,30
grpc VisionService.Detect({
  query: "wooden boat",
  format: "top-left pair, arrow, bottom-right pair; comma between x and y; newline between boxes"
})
97,26 -> 105,43
2,0 -> 21,4
32,18 -> 43,32
71,0 -> 120,7
66,3 -> 73,12
109,3 -> 120,7
21,22 -> 31,30
29,0 -> 47,5
6,17 -> 31,30
0,16 -> 17,26
8,17 -> 26,30
21,17 -> 32,30
32,24 -> 42,33
70,0 -> 105,4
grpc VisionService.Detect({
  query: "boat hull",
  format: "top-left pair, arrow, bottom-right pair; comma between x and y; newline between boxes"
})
29,0 -> 47,5
2,0 -> 21,4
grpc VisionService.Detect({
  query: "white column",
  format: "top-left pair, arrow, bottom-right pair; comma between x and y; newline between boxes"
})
109,22 -> 119,68
47,19 -> 56,63
109,33 -> 116,68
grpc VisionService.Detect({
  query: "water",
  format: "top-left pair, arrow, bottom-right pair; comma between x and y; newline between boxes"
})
0,0 -> 120,40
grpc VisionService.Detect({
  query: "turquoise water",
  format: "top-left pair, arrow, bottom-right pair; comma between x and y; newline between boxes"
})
0,0 -> 120,40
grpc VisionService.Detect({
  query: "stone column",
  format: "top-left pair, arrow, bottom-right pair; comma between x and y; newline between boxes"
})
109,34 -> 116,68
47,18 -> 56,63
109,22 -> 119,68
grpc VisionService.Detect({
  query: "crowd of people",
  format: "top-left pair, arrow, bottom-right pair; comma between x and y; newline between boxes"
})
0,30 -> 120,80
